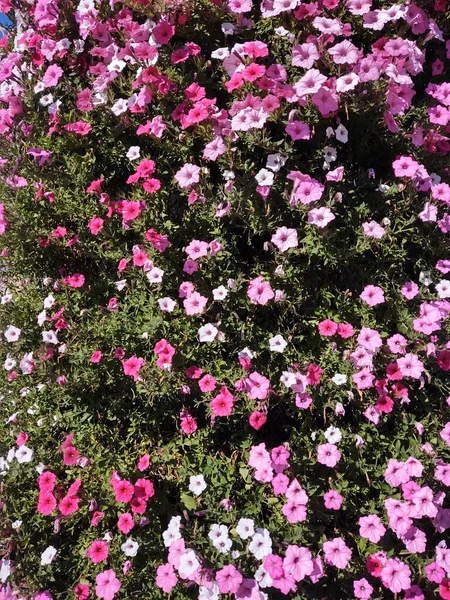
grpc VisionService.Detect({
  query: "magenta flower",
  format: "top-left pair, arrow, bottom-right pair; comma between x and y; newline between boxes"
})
317,443 -> 341,468
87,540 -> 108,564
95,569 -> 121,600
318,319 -> 338,336
122,356 -> 145,381
210,387 -> 234,417
323,537 -> 352,569
360,285 -> 385,306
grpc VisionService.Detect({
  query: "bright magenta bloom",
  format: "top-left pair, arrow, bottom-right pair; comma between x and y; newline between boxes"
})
87,540 -> 108,564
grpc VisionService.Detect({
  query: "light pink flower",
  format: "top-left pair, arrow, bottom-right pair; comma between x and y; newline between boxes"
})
95,570 -> 121,600
323,537 -> 352,569
317,443 -> 341,467
175,164 -> 200,188
247,276 -> 274,305
360,285 -> 385,306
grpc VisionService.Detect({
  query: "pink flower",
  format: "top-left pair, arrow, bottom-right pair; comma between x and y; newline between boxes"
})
156,563 -> 178,593
249,411 -> 267,430
381,558 -> 411,593
392,156 -> 420,178
244,371 -> 270,400
87,540 -> 108,564
122,200 -> 141,221
63,446 -> 79,466
324,490 -> 343,510
117,513 -> 134,534
64,273 -> 85,288
198,374 -> 216,392
183,292 -> 208,315
88,217 -> 104,235
216,564 -> 243,594
90,350 -> 102,364
358,514 -> 386,543
362,221 -> 385,239
318,319 -> 338,336
122,356 -> 145,381
42,64 -> 63,87
285,120 -> 311,141
307,207 -> 335,228
328,40 -> 359,64
175,164 -> 200,189
137,454 -> 150,472
317,443 -> 341,467
401,281 -> 419,299
360,285 -> 385,306
271,227 -> 298,252
58,495 -> 80,516
352,368 -> 375,390
338,323 -> 354,338
64,121 -> 92,136
211,387 -> 234,417
323,537 -> 352,569
397,353 -> 424,379
247,277 -> 274,305
37,492 -> 57,515
95,569 -> 121,600
114,480 -> 134,503
283,546 -> 313,581
38,471 -> 56,491
354,578 -> 374,599
152,20 -> 175,44
228,0 -> 252,13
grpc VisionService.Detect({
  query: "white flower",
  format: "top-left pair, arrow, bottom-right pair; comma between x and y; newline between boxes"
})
40,545 -> 57,566
15,445 -> 33,464
198,324 -> 218,343
326,127 -> 335,138
419,271 -> 432,287
146,267 -> 164,283
0,559 -> 11,583
248,531 -> 272,560
126,146 -> 140,160
0,457 -> 10,477
1,290 -> 12,304
436,280 -> 450,298
274,26 -> 290,36
331,373 -> 347,386
324,146 -> 337,163
163,528 -> 181,547
43,294 -> 55,309
268,335 -> 288,353
178,550 -> 200,577
4,326 -> 21,343
212,286 -> 228,301
108,58 -> 127,73
208,523 -> 228,542
11,520 -> 22,530
239,347 -> 254,360
42,330 -> 58,345
34,81 -> 46,93
111,98 -> 128,116
211,47 -> 230,60
324,425 -> 342,444
37,310 -> 47,326
199,583 -> 220,600
189,475 -> 207,496
335,124 -> 348,143
167,515 -> 181,532
236,518 -> 254,540
255,168 -> 274,187
121,538 -> 139,557
4,356 -> 16,371
158,297 -> 176,312
254,564 -> 273,589
213,535 -> 232,554
39,94 -> 54,107
266,153 -> 287,172
115,279 -> 128,291
280,371 -> 296,388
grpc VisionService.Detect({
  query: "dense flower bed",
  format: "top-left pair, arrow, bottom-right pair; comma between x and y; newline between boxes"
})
0,0 -> 450,598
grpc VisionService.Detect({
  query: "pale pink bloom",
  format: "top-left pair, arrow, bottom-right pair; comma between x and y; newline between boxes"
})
401,281 -> 419,300
248,443 -> 271,470
183,292 -> 208,315
328,41 -> 359,64
360,285 -> 385,306
156,563 -> 177,593
271,227 -> 298,252
381,558 -> 411,593
358,514 -> 386,543
397,353 -> 424,379
245,371 -> 270,400
384,459 -> 410,487
216,564 -> 243,594
95,570 -> 121,600
307,207 -> 335,228
336,73 -> 360,93
317,443 -> 341,467
283,546 -> 313,581
175,164 -> 200,188
282,499 -> 307,523
247,277 -> 274,305
352,368 -> 375,390
185,240 -> 208,260
323,537 -> 352,569
324,490 -> 343,510
357,327 -> 382,352
353,578 -> 374,599
228,0 -> 252,13
292,43 -> 319,69
295,69 -> 327,97
362,221 -> 385,239
42,64 -> 63,87
203,136 -> 226,161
